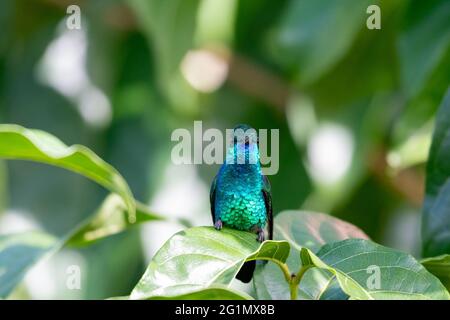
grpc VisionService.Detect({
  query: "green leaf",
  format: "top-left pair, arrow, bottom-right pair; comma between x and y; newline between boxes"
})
398,0 -> 450,98
127,0 -> 200,111
130,227 -> 290,300
0,125 -> 155,297
127,0 -> 200,83
0,196 -> 162,297
109,286 -> 252,300
67,194 -> 163,247
254,211 -> 368,300
148,286 -> 253,300
422,89 -> 450,257
0,124 -> 136,222
303,239 -> 450,300
275,211 -> 369,252
300,246 -> 370,299
393,0 -> 450,145
0,194 -> 163,297
421,255 -> 450,291
0,231 -> 57,298
272,0 -> 373,84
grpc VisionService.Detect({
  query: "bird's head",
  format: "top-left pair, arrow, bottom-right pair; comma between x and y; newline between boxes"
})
226,124 -> 260,165
232,124 -> 258,147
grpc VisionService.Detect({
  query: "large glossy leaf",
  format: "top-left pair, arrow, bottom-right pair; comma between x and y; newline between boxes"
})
0,231 -> 57,298
304,239 -> 450,300
130,227 -> 290,300
0,124 -> 136,222
254,262 -> 343,300
272,0 -> 372,84
294,267 -> 337,300
109,286 -> 252,300
148,286 -> 253,300
421,255 -> 450,291
67,194 -> 163,247
275,211 -> 369,252
254,211 -> 368,300
422,89 -> 450,257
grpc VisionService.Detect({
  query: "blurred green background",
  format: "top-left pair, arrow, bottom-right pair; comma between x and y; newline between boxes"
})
0,0 -> 448,299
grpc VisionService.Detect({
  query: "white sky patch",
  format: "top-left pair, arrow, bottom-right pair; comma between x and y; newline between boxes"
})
307,123 -> 354,185
181,49 -> 229,93
36,21 -> 111,129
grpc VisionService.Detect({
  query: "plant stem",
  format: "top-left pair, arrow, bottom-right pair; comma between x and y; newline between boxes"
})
289,276 -> 298,300
270,261 -> 297,299
288,265 -> 313,300
271,250 -> 314,300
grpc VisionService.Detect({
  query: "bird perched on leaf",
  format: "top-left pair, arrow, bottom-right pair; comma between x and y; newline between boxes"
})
210,124 -> 273,283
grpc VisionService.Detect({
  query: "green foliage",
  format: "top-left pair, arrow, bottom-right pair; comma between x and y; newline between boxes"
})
255,211 -> 369,300
1,115 -> 450,299
304,240 -> 449,299
67,194 -> 163,247
273,211 -> 369,252
127,0 -> 200,110
129,212 -> 448,300
0,0 -> 449,300
111,286 -> 253,300
393,0 -> 450,146
0,124 -> 136,222
398,0 -> 450,99
0,126 -> 163,297
272,0 -> 373,84
422,255 -> 450,291
130,227 -> 289,300
422,90 -> 450,257
147,287 -> 254,300
0,231 -> 57,298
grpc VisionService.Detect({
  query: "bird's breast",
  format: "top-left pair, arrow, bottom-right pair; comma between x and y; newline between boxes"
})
215,186 -> 266,231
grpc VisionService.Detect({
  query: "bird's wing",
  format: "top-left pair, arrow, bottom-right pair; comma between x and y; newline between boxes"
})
262,175 -> 273,240
210,174 -> 218,223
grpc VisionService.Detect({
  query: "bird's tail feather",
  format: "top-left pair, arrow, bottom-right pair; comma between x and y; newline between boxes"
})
236,260 -> 256,283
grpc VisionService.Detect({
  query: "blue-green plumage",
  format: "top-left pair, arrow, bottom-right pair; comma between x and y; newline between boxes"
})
209,124 -> 273,282
214,149 -> 267,231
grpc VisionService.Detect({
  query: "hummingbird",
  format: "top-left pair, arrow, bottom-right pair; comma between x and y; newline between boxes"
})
209,124 -> 273,283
